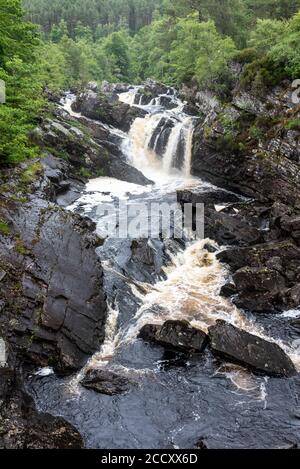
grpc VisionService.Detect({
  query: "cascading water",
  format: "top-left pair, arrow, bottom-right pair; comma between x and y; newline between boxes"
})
28,85 -> 300,450
119,87 -> 195,181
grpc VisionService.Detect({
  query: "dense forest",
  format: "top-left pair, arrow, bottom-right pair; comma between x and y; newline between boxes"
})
1,0 -> 300,165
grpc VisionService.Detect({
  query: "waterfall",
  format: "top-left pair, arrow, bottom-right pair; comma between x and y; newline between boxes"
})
119,87 -> 196,180
162,122 -> 183,174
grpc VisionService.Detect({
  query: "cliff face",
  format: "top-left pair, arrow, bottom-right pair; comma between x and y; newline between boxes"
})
188,80 -> 300,313
0,158 -> 107,372
0,141 -> 108,448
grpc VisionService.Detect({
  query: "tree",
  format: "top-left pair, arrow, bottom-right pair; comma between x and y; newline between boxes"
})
246,0 -> 300,20
103,31 -> 132,81
170,17 -> 237,85
50,19 -> 69,43
0,1 -> 43,164
248,18 -> 288,54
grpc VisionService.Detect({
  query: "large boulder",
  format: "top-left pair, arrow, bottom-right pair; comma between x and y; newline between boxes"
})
177,187 -> 240,208
139,320 -> 208,354
80,368 -> 132,395
208,320 -> 296,377
218,241 -> 300,311
72,90 -> 147,132
34,117 -> 152,186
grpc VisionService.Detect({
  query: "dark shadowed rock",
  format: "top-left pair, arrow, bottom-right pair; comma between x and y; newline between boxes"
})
72,90 -> 147,132
148,117 -> 175,157
218,241 -> 300,312
195,439 -> 209,449
158,320 -> 208,353
0,368 -> 83,449
138,324 -> 162,343
81,368 -> 132,395
209,320 -> 296,377
139,320 -> 208,354
177,187 -> 240,208
0,198 -> 107,371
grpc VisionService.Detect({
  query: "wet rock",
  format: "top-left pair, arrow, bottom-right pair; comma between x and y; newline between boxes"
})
158,320 -> 208,353
195,439 -> 208,449
0,199 -> 107,371
36,117 -> 152,186
220,282 -> 237,298
0,368 -> 83,449
101,82 -> 133,95
208,320 -> 296,377
205,208 -> 264,247
218,241 -> 300,312
138,324 -> 162,343
81,369 -> 132,396
123,239 -> 167,284
178,189 -> 269,247
158,349 -> 190,370
177,187 -> 240,207
72,90 -> 147,132
106,159 -> 152,186
291,319 -> 300,333
139,320 -> 208,354
148,117 -> 175,157
232,267 -> 286,312
143,80 -> 174,98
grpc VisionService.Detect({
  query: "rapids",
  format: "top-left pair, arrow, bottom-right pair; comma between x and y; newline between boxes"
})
27,86 -> 300,449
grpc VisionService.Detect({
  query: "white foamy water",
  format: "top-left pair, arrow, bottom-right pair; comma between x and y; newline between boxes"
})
120,88 -> 196,183
60,93 -> 82,118
62,86 -> 300,379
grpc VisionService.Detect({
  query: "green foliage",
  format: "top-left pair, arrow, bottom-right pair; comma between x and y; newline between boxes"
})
102,31 -> 133,82
23,0 -> 164,36
239,56 -> 286,92
79,167 -> 105,178
0,1 -> 43,165
285,118 -> 300,131
249,125 -> 263,140
2,0 -> 300,172
20,161 -> 42,183
0,220 -> 10,236
248,19 -> 288,54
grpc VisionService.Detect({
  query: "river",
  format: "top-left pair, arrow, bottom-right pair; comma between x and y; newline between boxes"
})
27,86 -> 300,449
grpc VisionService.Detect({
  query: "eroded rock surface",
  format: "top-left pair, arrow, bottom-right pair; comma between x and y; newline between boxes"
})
81,368 -> 132,395
139,320 -> 208,354
209,320 -> 296,377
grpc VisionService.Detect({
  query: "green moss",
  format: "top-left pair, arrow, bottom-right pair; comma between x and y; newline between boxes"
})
20,161 -> 42,184
249,125 -> 264,140
10,193 -> 29,203
15,235 -> 29,255
0,220 -> 10,236
79,167 -> 105,178
285,118 -> 300,131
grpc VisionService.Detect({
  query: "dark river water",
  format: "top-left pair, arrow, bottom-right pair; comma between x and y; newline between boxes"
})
27,88 -> 300,449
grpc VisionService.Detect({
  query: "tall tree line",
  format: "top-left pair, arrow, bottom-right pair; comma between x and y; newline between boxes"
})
23,0 -> 164,36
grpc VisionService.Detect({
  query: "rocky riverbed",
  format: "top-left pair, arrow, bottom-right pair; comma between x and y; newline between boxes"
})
0,79 -> 300,448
